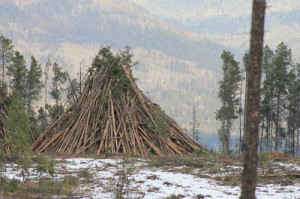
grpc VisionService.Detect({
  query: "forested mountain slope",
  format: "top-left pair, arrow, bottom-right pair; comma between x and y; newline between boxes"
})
0,0 -> 228,144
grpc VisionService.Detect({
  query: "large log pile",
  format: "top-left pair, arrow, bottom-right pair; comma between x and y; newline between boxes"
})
31,47 -> 201,156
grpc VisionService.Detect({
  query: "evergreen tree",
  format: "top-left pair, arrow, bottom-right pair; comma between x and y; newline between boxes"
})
49,62 -> 67,119
191,103 -> 200,142
0,36 -> 14,82
66,78 -> 80,103
0,139 -> 6,185
216,50 -> 241,155
260,45 -> 275,152
7,51 -> 28,102
6,95 -> 32,181
273,42 -> 292,151
37,107 -> 48,133
286,64 -> 300,156
44,59 -> 51,108
27,56 -> 44,115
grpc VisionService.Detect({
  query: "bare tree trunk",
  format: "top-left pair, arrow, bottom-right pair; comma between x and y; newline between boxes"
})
239,80 -> 243,154
297,91 -> 299,157
240,0 -> 266,198
275,94 -> 280,151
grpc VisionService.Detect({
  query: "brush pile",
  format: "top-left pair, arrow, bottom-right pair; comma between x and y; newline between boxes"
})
0,97 -> 10,155
31,47 -> 201,155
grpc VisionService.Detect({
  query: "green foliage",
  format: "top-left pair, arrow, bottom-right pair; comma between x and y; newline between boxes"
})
27,56 -> 44,114
0,81 -> 8,101
6,95 -> 32,181
47,104 -> 64,120
7,51 -> 28,101
2,178 -> 20,193
50,62 -> 67,104
37,107 -> 48,133
145,110 -> 168,139
153,111 -> 168,139
36,154 -> 56,176
216,50 -> 241,154
17,154 -> 32,181
0,35 -> 14,81
260,43 -> 294,152
66,78 -> 80,102
0,140 -> 6,185
90,46 -> 136,97
6,95 -> 31,158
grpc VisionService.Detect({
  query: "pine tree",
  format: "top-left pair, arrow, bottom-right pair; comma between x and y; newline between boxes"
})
7,51 -> 28,102
6,95 -> 32,181
0,139 -> 6,185
49,62 -> 67,119
286,64 -> 300,156
273,42 -> 292,151
27,56 -> 44,115
37,107 -> 48,133
216,50 -> 241,155
66,78 -> 80,103
0,36 -> 14,82
191,103 -> 200,142
260,45 -> 275,152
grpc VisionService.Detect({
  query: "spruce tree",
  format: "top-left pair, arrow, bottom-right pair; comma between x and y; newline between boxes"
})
0,36 -> 14,82
66,78 -> 80,103
286,64 -> 300,156
260,45 -> 275,152
6,94 -> 32,181
27,56 -> 44,115
273,42 -> 292,151
49,62 -> 67,119
216,50 -> 241,155
7,51 -> 28,102
37,107 -> 48,133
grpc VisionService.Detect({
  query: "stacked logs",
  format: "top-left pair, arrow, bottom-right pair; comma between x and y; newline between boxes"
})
0,98 -> 10,155
31,47 -> 201,156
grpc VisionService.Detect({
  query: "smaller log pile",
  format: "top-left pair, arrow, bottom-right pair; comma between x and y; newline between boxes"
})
31,47 -> 201,156
0,97 -> 10,155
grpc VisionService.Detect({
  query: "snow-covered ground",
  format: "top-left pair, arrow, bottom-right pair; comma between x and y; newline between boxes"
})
2,157 -> 300,198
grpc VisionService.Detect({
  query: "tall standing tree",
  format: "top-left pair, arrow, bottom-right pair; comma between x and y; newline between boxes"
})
191,103 -> 200,142
272,42 -> 292,151
6,94 -> 32,181
260,45 -> 275,152
0,36 -> 14,82
27,56 -> 44,115
49,62 -> 67,119
240,0 -> 266,198
216,50 -> 241,155
66,77 -> 80,103
286,63 -> 300,157
7,51 -> 28,102
44,59 -> 51,108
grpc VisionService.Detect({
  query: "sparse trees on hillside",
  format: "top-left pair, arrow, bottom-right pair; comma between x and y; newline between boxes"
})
216,50 -> 241,155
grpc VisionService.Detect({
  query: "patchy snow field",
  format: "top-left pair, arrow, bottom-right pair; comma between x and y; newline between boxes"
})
3,156 -> 300,198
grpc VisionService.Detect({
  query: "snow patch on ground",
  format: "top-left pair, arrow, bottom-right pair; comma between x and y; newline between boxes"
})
2,157 -> 300,198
